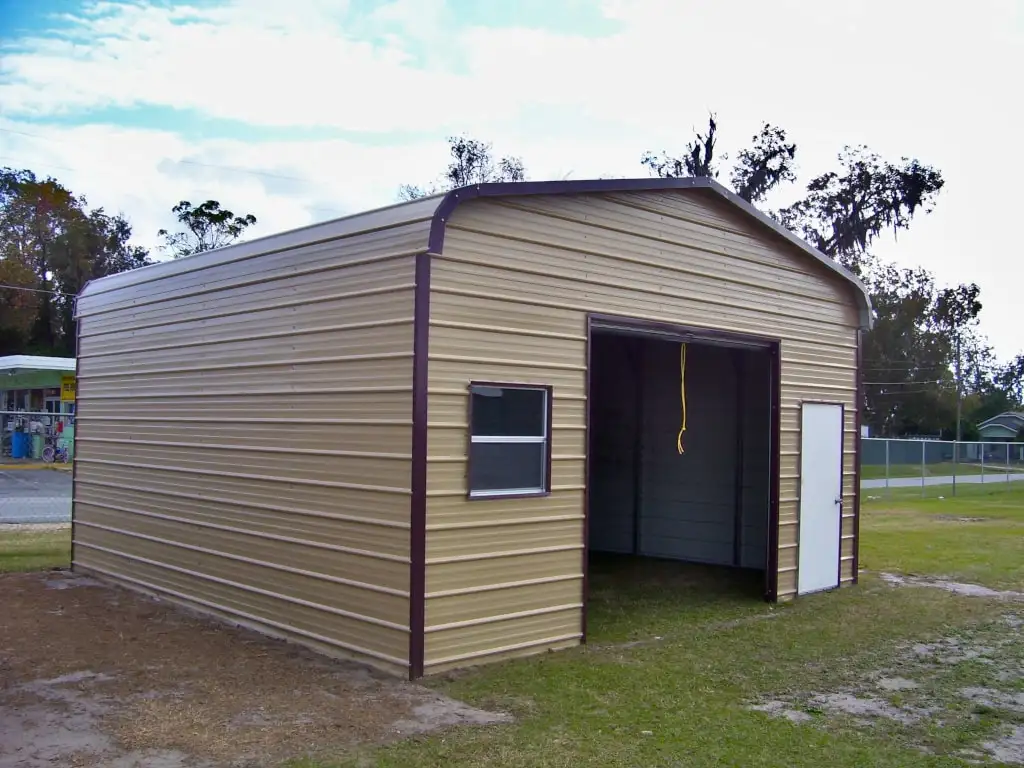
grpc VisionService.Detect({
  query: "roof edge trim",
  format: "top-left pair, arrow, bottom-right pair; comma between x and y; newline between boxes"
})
426,177 -> 873,330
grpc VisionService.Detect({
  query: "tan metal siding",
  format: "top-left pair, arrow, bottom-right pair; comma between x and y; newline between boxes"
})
74,224 -> 427,675
424,189 -> 860,671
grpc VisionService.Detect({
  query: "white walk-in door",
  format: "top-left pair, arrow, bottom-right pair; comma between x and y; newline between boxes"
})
797,403 -> 844,595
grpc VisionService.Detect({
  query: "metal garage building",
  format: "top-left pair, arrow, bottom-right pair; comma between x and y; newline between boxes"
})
71,177 -> 871,679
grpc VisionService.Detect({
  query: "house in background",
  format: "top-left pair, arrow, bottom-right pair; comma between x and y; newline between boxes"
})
0,355 -> 77,414
978,412 -> 1024,442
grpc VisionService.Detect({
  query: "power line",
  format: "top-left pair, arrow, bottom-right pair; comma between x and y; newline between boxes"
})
0,283 -> 75,297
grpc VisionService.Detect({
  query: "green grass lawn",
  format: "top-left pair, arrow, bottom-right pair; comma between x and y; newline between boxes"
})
861,461 -> 1024,480
0,527 -> 71,573
860,483 -> 1024,590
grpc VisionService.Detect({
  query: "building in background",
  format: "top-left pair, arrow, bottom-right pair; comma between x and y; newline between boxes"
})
0,355 -> 77,414
978,412 -> 1024,442
1,355 -> 77,462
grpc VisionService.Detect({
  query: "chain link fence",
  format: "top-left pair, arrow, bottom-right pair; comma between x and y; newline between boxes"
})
1,411 -> 74,524
5,421 -> 1022,523
862,437 -> 1024,499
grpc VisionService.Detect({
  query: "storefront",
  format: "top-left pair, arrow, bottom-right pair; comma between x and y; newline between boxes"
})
1,355 -> 77,461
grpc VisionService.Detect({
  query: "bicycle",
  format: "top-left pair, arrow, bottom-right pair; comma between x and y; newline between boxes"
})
41,433 -> 70,464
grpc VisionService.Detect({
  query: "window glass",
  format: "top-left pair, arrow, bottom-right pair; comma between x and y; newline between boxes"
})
468,384 -> 549,497
471,386 -> 546,437
469,442 -> 546,493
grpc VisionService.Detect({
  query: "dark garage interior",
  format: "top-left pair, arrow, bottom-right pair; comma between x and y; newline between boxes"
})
587,329 -> 774,600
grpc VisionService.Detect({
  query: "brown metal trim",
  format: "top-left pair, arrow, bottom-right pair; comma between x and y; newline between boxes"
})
589,313 -> 777,351
852,330 -> 863,584
581,317 -> 593,643
465,381 -> 554,501
424,177 -> 872,331
766,343 -> 781,602
408,251 -> 431,680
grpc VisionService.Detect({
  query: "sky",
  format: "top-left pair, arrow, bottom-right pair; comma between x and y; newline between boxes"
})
0,0 -> 1021,359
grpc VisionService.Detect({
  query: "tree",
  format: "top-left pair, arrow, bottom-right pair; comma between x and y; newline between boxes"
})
158,200 -> 257,258
641,118 -> 948,436
995,354 -> 1024,408
641,114 -> 720,180
933,283 -> 983,440
399,136 -> 527,201
0,167 -> 151,355
778,147 -> 944,272
729,123 -> 797,204
860,263 -> 954,436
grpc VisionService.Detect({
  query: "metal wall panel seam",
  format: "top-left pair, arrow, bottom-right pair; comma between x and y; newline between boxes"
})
424,603 -> 584,633
74,540 -> 410,631
72,522 -> 409,596
75,514 -> 411,563
75,458 -> 412,493
441,231 -> 851,311
432,257 -> 850,327
430,286 -> 856,349
81,351 -> 415,379
425,544 -> 584,565
74,561 -> 409,667
78,437 -> 411,460
75,478 -> 411,528
77,244 -> 427,313
80,318 -> 416,358
79,284 -> 416,337
424,633 -> 583,669
425,574 -> 583,599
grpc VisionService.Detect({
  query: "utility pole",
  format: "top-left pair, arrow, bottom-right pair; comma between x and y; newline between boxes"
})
955,333 -> 963,443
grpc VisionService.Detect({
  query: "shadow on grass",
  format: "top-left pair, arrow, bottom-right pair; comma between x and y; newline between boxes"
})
585,553 -> 766,645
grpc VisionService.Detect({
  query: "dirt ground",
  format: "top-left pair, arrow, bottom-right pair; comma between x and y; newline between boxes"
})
0,570 -> 510,768
749,574 -> 1024,765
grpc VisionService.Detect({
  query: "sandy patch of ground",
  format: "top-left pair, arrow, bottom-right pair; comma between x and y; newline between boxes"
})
0,571 -> 510,767
748,578 -> 1024,765
879,572 -> 1024,601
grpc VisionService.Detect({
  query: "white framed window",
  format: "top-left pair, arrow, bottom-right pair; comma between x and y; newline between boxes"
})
468,383 -> 552,499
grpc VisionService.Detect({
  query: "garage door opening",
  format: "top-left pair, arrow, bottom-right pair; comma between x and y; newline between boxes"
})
586,319 -> 779,625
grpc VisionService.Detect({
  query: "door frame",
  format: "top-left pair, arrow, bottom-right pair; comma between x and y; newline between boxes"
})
582,313 -> 783,643
796,400 -> 846,594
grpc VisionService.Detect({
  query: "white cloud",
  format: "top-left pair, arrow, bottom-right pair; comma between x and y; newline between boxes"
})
0,0 -> 1021,358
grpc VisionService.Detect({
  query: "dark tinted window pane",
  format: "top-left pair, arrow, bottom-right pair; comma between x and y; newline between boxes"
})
469,442 -> 546,493
470,386 -> 545,437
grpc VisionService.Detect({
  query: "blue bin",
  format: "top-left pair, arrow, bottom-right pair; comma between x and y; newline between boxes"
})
11,432 -> 28,459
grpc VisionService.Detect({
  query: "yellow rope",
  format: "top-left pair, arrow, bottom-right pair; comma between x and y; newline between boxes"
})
677,343 -> 687,454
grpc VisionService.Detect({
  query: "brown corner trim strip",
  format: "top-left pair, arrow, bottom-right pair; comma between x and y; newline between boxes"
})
409,251 -> 431,680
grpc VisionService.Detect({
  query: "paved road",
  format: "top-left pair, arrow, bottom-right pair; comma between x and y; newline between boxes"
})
0,469 -> 73,524
862,473 -> 1024,489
